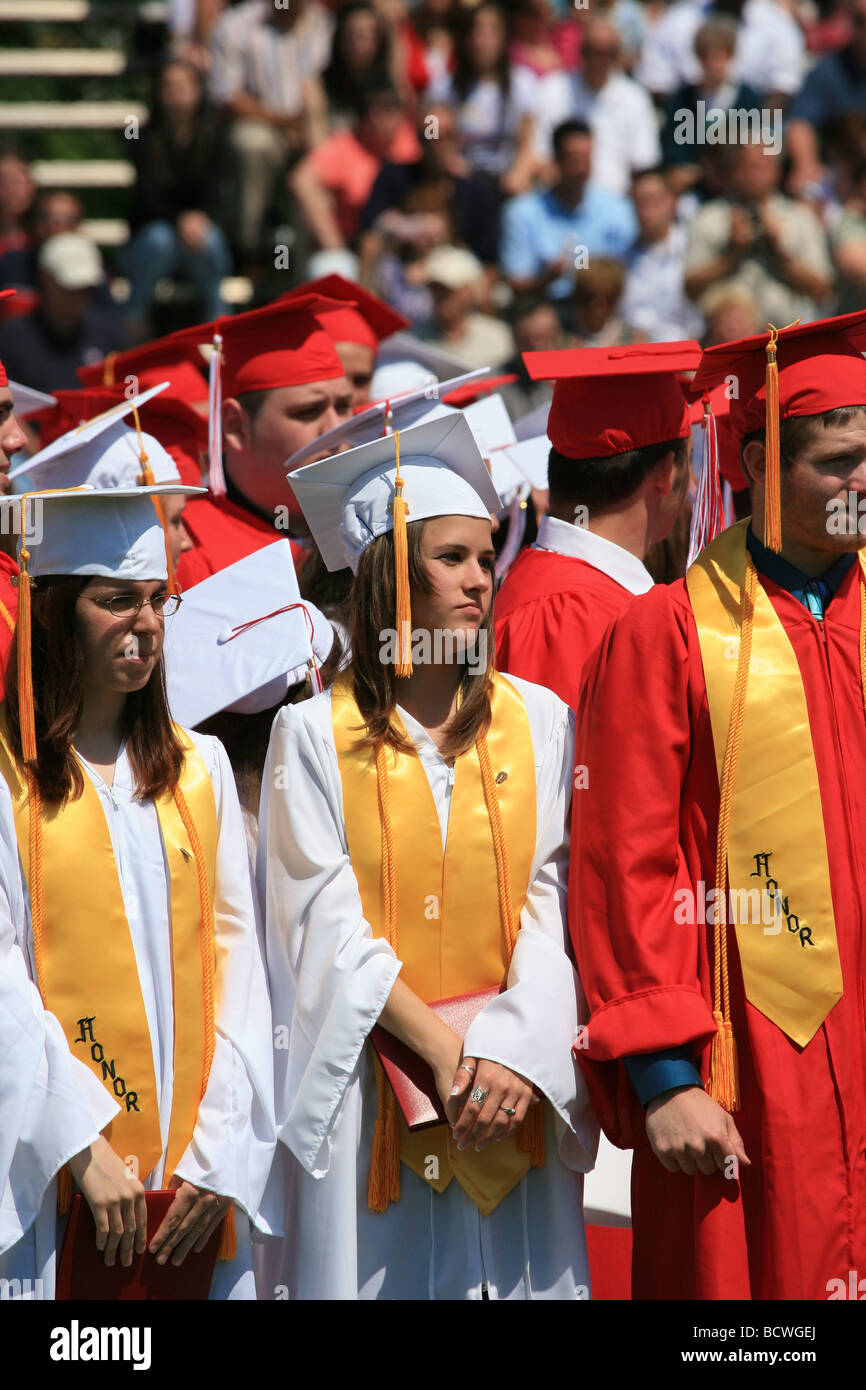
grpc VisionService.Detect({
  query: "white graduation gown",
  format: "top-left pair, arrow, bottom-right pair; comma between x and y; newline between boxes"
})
0,730 -> 276,1299
256,672 -> 599,1300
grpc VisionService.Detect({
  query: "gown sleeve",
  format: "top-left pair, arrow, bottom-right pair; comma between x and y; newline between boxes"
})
568,585 -> 717,1145
463,680 -> 599,1171
256,698 -> 401,1179
172,732 -> 277,1231
0,782 -> 118,1256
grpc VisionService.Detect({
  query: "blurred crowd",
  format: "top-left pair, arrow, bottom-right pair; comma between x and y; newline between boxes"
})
0,0 -> 864,399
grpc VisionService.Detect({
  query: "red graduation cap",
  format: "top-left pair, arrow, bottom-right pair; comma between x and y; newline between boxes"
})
170,294 -> 346,497
0,288 -> 15,386
283,275 -> 409,352
77,334 -> 208,403
524,341 -> 703,459
691,309 -> 866,550
441,373 -> 518,408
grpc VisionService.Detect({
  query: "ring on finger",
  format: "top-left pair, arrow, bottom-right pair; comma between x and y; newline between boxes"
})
470,1085 -> 489,1106
459,1064 -> 476,1077
499,1104 -> 517,1117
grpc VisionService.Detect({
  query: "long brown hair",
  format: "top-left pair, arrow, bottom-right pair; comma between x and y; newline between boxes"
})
3,575 -> 186,804
348,518 -> 495,758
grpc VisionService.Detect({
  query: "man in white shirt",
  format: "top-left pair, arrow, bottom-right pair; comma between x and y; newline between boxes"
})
636,0 -> 805,99
537,19 -> 661,197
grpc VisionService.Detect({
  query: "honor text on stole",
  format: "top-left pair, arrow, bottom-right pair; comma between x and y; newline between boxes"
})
750,851 -> 815,948
73,1016 -> 140,1110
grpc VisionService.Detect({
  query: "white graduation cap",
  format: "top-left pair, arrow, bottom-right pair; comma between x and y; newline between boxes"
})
9,380 -> 57,419
459,393 -> 530,509
8,382 -> 174,491
162,540 -> 334,727
494,434 -> 550,493
0,483 -> 202,580
514,398 -> 551,442
375,332 -> 472,380
290,412 -> 501,575
283,368 -> 490,472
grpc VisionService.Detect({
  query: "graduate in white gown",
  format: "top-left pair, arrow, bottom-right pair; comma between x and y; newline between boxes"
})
0,483 -> 275,1299
257,413 -> 598,1300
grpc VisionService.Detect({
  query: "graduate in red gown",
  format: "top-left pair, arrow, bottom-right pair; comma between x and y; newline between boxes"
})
171,296 -> 352,590
571,311 -> 866,1299
495,343 -> 701,713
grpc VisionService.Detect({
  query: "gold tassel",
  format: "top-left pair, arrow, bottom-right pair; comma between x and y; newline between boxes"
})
101,350 -> 117,387
516,1101 -> 545,1167
56,1163 -> 74,1215
763,324 -> 782,553
132,406 -> 176,591
707,1010 -> 740,1111
368,1052 -> 400,1212
391,429 -> 412,678
16,516 -> 36,764
216,1204 -> 236,1260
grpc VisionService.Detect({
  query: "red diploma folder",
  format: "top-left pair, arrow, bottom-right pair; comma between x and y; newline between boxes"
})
56,1191 -> 220,1301
370,985 -> 500,1129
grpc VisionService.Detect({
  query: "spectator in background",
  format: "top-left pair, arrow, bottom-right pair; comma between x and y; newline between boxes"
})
499,297 -> 562,419
509,0 -> 565,77
422,245 -> 514,367
621,167 -> 704,342
831,158 -> 866,312
123,58 -> 231,339
291,81 -> 420,254
501,120 -> 637,305
0,186 -> 84,322
425,3 -> 539,196
209,0 -> 334,261
787,0 -> 866,196
684,139 -> 833,326
636,0 -> 805,103
698,277 -> 760,343
0,151 -> 36,304
0,234 -> 125,392
537,18 -> 661,196
568,256 -> 632,346
661,17 -> 763,187
308,2 -> 395,141
360,103 -> 501,277
407,0 -> 461,90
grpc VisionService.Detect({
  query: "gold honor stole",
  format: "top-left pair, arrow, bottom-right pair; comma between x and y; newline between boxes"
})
332,671 -> 539,1215
0,719 -> 218,1180
686,520 -> 844,1045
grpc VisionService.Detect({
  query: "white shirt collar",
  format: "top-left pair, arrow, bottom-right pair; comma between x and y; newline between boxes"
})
534,514 -> 654,595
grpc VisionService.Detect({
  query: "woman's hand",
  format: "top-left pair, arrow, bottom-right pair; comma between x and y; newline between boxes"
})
148,1179 -> 230,1266
447,1057 -> 538,1151
67,1135 -> 147,1268
430,1029 -> 464,1113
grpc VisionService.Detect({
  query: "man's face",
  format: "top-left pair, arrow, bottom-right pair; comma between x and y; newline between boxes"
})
633,176 -> 675,241
733,142 -> 780,200
777,412 -> 866,558
223,376 -> 353,525
39,271 -> 91,333
557,134 -> 592,184
335,341 -> 376,407
0,388 -> 27,497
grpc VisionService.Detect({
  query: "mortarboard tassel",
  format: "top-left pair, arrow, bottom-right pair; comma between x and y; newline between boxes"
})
131,403 -> 176,592
101,350 -> 117,388
763,324 -> 783,553
207,332 -> 227,500
687,391 -> 725,567
391,429 -> 412,678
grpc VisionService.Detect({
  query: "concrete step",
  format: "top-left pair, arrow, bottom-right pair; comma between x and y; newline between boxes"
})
0,101 -> 147,129
0,50 -> 127,77
33,159 -> 136,188
0,1 -> 166,18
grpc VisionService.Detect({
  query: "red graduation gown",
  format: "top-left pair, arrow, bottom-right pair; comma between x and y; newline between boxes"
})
571,561 -> 866,1299
175,494 -> 308,590
0,551 -> 17,700
495,547 -> 639,711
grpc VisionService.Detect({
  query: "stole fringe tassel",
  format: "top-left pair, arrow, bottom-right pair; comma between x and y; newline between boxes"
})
516,1101 -> 545,1166
368,1052 -> 400,1212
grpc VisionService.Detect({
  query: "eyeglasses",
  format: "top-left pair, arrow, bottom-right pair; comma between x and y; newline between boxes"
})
91,592 -> 182,618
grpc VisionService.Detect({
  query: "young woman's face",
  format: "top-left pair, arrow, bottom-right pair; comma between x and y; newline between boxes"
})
469,6 -> 506,71
409,515 -> 495,643
75,577 -> 168,696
